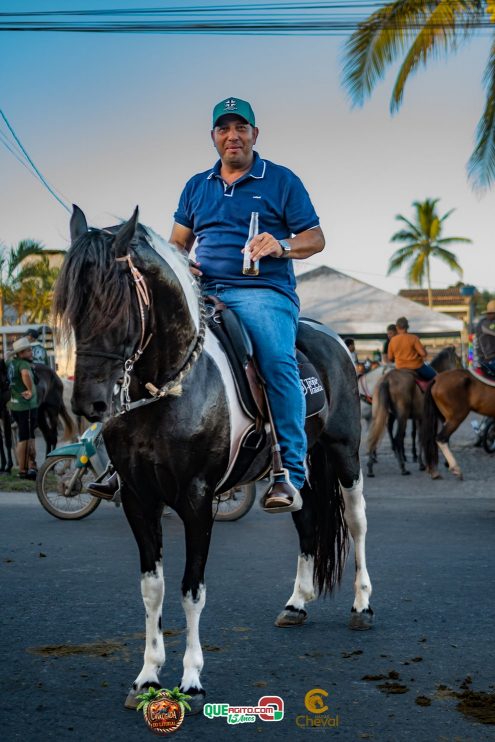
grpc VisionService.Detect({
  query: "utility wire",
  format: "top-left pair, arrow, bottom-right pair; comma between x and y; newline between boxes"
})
0,109 -> 71,213
0,3 -> 492,35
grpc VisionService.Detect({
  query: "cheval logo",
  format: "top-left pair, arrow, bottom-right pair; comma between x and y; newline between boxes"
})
296,688 -> 340,729
301,375 -> 324,396
204,695 -> 284,725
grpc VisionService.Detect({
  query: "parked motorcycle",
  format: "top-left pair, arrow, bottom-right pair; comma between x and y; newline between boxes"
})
36,423 -> 256,521
471,416 -> 495,454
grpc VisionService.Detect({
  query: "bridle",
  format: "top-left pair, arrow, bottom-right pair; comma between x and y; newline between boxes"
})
77,244 -> 206,415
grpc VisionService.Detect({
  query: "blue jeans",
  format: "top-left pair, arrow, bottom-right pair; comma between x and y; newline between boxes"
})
211,286 -> 307,490
416,363 -> 436,381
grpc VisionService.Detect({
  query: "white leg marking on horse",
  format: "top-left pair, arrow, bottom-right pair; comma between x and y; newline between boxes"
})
286,554 -> 315,610
341,470 -> 372,612
437,441 -> 461,475
133,561 -> 165,689
181,584 -> 206,692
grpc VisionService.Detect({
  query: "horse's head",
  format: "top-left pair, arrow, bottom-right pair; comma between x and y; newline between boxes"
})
54,206 -> 147,421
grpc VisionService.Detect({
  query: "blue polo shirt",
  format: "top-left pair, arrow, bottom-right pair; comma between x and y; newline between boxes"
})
173,151 -> 319,306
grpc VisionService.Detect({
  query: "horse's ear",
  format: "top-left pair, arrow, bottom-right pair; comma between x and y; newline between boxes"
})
114,206 -> 139,258
70,205 -> 88,243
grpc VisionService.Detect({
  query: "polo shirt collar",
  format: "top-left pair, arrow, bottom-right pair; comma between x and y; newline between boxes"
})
207,151 -> 266,181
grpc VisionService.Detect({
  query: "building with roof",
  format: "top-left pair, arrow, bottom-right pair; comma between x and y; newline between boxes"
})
296,267 -> 464,349
398,287 -> 475,326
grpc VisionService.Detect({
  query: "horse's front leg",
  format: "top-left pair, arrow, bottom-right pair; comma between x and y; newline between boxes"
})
122,490 -> 165,709
340,469 -> 373,630
178,496 -> 214,714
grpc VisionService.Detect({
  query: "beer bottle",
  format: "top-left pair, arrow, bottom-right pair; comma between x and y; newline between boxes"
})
242,211 -> 259,276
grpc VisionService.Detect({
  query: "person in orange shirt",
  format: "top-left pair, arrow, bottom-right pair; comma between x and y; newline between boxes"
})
387,316 -> 436,381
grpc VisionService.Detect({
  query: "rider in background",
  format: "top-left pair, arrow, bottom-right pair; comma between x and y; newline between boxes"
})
474,299 -> 495,374
383,324 -> 397,362
25,328 -> 49,365
344,337 -> 359,364
7,337 -> 39,480
387,316 -> 436,381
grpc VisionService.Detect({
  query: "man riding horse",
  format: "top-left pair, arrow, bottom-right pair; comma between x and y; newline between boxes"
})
89,96 -> 325,513
387,316 -> 436,381
474,299 -> 495,376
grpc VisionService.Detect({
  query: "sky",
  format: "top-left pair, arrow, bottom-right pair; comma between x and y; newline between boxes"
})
1,1 -> 494,296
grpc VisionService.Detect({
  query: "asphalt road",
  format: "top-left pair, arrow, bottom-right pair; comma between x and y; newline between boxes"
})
1,416 -> 495,741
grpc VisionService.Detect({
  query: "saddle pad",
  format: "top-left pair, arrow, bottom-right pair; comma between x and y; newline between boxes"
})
297,354 -> 326,418
468,366 -> 495,388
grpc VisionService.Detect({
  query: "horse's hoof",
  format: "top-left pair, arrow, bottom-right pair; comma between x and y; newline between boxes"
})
275,606 -> 308,627
419,464 -> 426,471
367,472 -> 375,478
431,472 -> 442,480
349,607 -> 374,631
124,683 -> 161,710
124,687 -> 140,709
401,470 -> 411,476
183,689 -> 206,715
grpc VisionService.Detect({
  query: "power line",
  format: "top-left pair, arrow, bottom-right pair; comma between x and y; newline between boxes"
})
0,109 -> 71,213
0,3 -> 492,35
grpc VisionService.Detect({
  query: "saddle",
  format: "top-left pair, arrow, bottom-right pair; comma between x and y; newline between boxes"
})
414,376 -> 431,394
468,363 -> 495,388
205,297 -> 327,492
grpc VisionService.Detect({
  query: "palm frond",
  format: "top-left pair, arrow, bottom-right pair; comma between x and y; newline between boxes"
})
390,229 -> 420,242
394,213 -> 423,236
390,1 -> 480,111
430,245 -> 463,273
387,243 -> 420,273
342,0 -> 426,107
468,34 -> 495,191
437,236 -> 472,245
406,249 -> 427,285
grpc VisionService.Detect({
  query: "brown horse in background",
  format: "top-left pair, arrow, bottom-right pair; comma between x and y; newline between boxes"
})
422,370 -> 495,479
367,346 -> 461,476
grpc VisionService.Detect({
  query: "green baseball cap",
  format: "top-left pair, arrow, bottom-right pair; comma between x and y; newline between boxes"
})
212,97 -> 255,128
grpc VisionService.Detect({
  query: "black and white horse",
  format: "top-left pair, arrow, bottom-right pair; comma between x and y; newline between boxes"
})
54,206 -> 372,712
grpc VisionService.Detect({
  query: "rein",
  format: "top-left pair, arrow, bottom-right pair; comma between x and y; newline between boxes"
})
116,253 -> 206,414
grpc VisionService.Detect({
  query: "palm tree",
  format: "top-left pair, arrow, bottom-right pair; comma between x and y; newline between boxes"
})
0,240 -> 64,324
342,1 -> 495,191
388,198 -> 472,308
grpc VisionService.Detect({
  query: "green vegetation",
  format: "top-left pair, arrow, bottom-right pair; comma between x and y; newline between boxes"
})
343,1 -> 495,191
388,198 -> 471,308
0,240 -> 64,325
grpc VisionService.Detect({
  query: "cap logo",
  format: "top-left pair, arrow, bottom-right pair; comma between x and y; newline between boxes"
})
224,98 -> 238,111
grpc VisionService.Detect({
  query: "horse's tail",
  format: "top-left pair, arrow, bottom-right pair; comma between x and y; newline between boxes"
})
59,401 -> 76,441
421,381 -> 441,470
307,441 -> 349,596
367,377 -> 392,454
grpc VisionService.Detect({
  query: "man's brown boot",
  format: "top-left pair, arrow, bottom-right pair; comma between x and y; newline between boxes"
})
87,471 -> 120,500
261,479 -> 302,514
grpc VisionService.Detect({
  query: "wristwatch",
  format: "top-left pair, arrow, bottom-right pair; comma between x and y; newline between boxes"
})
278,239 -> 292,258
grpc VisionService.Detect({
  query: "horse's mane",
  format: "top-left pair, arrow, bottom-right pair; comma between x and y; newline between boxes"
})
54,222 -> 201,342
53,227 -> 132,340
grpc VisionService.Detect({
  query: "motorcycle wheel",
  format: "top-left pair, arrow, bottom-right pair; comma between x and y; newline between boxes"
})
483,421 -> 495,454
36,455 -> 102,520
212,483 -> 257,521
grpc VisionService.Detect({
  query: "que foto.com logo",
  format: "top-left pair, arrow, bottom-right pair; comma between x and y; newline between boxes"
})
296,688 -> 340,729
204,695 -> 284,725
